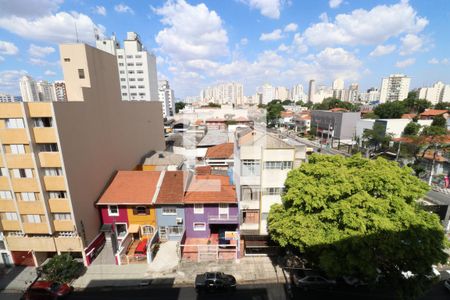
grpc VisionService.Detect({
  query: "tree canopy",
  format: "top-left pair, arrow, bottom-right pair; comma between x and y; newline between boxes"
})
434,102 -> 450,110
373,101 -> 406,118
40,253 -> 85,283
312,97 -> 358,111
268,154 -> 448,297
403,122 -> 421,136
175,102 -> 185,113
266,100 -> 285,127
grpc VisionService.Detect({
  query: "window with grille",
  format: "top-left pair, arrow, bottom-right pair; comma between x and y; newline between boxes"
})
0,191 -> 12,200
162,207 -> 176,215
5,118 -> 25,128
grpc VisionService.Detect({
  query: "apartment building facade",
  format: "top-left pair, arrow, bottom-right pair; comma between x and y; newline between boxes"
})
0,43 -> 164,266
379,74 -> 411,103
234,130 -> 306,255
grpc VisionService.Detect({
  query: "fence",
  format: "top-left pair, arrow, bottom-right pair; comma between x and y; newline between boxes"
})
146,230 -> 160,264
115,233 -> 132,265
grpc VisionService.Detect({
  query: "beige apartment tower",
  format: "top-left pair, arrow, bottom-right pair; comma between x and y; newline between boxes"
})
0,44 -> 164,266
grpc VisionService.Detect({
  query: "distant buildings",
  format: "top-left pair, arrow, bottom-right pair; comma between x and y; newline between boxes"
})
360,88 -> 380,103
53,81 -> 67,102
96,32 -> 159,102
19,76 -> 64,102
36,80 -> 56,102
418,81 -> 450,104
379,74 -> 411,103
200,82 -> 244,105
19,75 -> 39,102
158,80 -> 175,118
308,79 -> 316,103
290,84 -> 306,102
0,93 -> 18,102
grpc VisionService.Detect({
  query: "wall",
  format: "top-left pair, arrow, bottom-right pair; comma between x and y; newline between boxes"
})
99,206 -> 128,224
55,44 -> 164,248
185,204 -> 238,238
126,206 -> 156,227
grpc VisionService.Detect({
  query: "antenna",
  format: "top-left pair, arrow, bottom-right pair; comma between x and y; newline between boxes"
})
74,21 -> 79,43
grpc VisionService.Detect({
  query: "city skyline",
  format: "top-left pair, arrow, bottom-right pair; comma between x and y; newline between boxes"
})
0,0 -> 450,98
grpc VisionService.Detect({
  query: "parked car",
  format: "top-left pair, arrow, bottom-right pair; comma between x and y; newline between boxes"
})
21,281 -> 72,300
343,276 -> 368,287
292,270 -> 336,290
195,272 -> 236,292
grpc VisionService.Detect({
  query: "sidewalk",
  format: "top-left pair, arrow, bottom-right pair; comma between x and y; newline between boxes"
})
0,266 -> 37,292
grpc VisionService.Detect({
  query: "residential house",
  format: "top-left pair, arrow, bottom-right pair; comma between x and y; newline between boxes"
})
419,109 -> 449,120
205,143 -> 234,170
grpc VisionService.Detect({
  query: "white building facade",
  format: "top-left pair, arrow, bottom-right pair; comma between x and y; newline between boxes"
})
37,80 -> 56,102
379,74 -> 411,103
158,80 -> 175,118
290,84 -> 306,102
19,75 -> 39,102
418,81 -> 450,104
200,82 -> 244,105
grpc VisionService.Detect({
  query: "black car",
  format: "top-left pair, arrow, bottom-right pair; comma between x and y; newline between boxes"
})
292,270 -> 336,290
195,272 -> 237,292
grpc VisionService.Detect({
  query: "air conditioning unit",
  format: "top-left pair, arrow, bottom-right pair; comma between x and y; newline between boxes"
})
176,217 -> 183,224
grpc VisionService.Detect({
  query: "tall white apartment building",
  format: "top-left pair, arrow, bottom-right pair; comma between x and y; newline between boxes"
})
96,32 -> 159,102
314,85 -> 333,103
346,83 -> 359,102
308,80 -> 316,103
200,82 -> 244,105
290,84 -> 306,102
360,88 -> 380,103
19,75 -> 39,102
275,86 -> 289,100
0,93 -> 15,102
379,74 -> 411,103
259,84 -> 275,105
158,80 -> 175,118
332,78 -> 345,100
418,81 -> 450,104
53,81 -> 67,102
36,81 -> 56,102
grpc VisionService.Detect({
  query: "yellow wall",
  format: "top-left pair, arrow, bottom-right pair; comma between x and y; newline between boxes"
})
126,206 -> 156,227
142,165 -> 157,171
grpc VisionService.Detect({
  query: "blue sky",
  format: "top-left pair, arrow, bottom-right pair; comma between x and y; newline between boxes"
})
0,0 -> 449,98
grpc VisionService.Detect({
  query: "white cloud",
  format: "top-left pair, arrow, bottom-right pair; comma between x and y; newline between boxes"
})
277,44 -> 289,52
0,56 -> 4,62
94,6 -> 107,16
0,40 -> 19,55
154,0 -> 228,61
28,44 -> 55,57
442,58 -> 449,65
0,12 -> 105,44
395,58 -> 415,68
0,69 -> 27,93
428,58 -> 449,65
240,38 -> 249,45
0,0 -> 62,18
260,29 -> 283,41
114,4 -> 134,14
29,57 -> 58,66
304,1 -> 428,47
329,0 -> 343,9
240,0 -> 282,19
399,33 -> 424,55
428,58 -> 439,64
44,70 -> 56,76
319,12 -> 329,23
369,44 -> 396,57
284,23 -> 298,32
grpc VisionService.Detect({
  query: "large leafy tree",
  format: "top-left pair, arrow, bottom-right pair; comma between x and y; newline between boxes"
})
374,101 -> 406,118
175,102 -> 186,113
403,122 -> 421,136
268,155 -> 448,297
266,99 -> 285,127
434,102 -> 450,110
40,253 -> 85,283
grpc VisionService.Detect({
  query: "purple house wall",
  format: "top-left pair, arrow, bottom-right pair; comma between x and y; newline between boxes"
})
185,204 -> 239,238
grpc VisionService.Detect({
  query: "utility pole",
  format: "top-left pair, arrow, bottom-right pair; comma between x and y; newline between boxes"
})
395,141 -> 402,161
428,143 -> 438,186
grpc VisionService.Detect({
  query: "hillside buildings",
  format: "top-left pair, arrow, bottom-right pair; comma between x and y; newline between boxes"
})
379,74 -> 411,103
418,81 -> 450,104
0,43 -> 164,267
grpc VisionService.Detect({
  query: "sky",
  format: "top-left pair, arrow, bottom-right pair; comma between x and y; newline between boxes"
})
0,0 -> 449,98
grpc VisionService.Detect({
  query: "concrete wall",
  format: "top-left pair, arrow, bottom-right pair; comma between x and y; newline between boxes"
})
55,44 -> 164,246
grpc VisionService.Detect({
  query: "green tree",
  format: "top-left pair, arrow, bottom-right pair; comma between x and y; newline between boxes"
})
282,99 -> 293,105
175,102 -> 186,113
268,154 -> 448,298
295,100 -> 305,106
362,123 -> 392,155
266,100 -> 285,127
40,253 -> 85,283
403,98 -> 432,114
362,111 -> 379,119
403,122 -> 421,136
434,102 -> 450,110
431,115 -> 447,128
374,101 -> 406,119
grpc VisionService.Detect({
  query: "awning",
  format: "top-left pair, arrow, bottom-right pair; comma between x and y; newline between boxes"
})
128,224 -> 140,233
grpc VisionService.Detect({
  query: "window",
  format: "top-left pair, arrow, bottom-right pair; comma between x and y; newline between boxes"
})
10,144 -> 25,154
128,71 -> 135,74
119,63 -> 124,66
121,85 -> 126,89
262,187 -> 284,196
130,93 -> 137,96
130,85 -> 136,89
137,78 -> 144,81
136,62 -> 143,66
39,143 -> 58,152
263,161 -> 292,170
119,71 -> 125,74
5,118 -> 25,129
193,222 -> 206,231
49,191 -> 67,199
53,213 -> 71,220
135,55 -> 141,58
12,169 -> 33,178
122,93 -> 128,96
137,70 -> 144,74
194,204 -> 204,214
139,93 -> 145,96
219,203 -> 228,215
118,55 -> 123,59
25,214 -> 41,223
134,206 -> 147,215
162,207 -> 176,215
44,168 -> 63,176
138,85 -> 145,89
108,205 -> 119,216
0,168 -> 8,177
242,160 -> 260,176
126,55 -> 133,59
241,186 -> 260,202
0,191 -> 12,199
142,225 -> 154,235
78,69 -> 85,79
127,63 -> 134,66
129,78 -> 135,81
168,226 -> 183,235
33,117 -> 52,128
120,78 -> 126,81
64,58 -> 70,62
20,192 -> 36,202
3,212 -> 18,220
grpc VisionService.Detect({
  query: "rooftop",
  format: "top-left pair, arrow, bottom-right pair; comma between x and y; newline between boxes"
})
238,130 -> 293,149
420,109 -> 448,117
184,175 -> 236,204
155,171 -> 189,205
143,151 -> 184,167
205,143 -> 234,159
197,130 -> 229,147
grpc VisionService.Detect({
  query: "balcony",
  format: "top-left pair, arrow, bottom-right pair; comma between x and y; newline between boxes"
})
0,129 -> 28,144
240,200 -> 260,210
5,153 -> 34,169
23,222 -> 49,234
11,178 -> 39,192
33,127 -> 57,143
55,236 -> 83,252
53,220 -> 75,232
27,102 -> 53,117
0,220 -> 21,231
208,215 -> 239,224
0,200 -> 15,212
6,235 -> 56,251
0,177 -> 9,190
0,103 -> 23,118
239,223 -> 259,235
17,201 -> 45,214
48,199 -> 71,213
38,152 -> 61,168
43,176 -> 65,191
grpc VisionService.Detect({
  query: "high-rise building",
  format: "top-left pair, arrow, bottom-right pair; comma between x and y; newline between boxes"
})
290,84 -> 306,102
308,80 -> 316,103
53,81 -> 67,102
418,81 -> 450,104
275,86 -> 289,100
0,93 -> 16,102
0,43 -> 164,267
200,82 -> 244,105
332,79 -> 345,101
36,81 -> 56,102
315,85 -> 333,103
360,88 -> 380,103
260,84 -> 275,105
346,83 -> 359,102
158,80 -> 175,118
19,75 -> 39,102
332,79 -> 345,90
379,74 -> 411,103
96,32 -> 159,102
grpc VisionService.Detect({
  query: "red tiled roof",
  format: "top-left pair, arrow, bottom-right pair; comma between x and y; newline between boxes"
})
420,109 -> 448,117
194,119 -> 204,125
393,135 -> 450,145
155,171 -> 186,204
401,113 -> 417,119
97,171 -> 161,205
195,165 -> 212,175
281,111 -> 294,118
422,151 -> 448,162
205,143 -> 234,159
330,108 -> 348,112
184,175 -> 236,204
